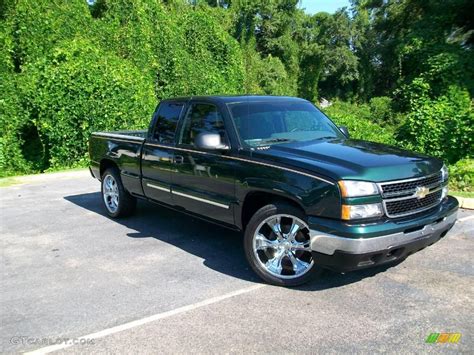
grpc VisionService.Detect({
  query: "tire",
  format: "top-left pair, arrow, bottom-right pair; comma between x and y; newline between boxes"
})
101,168 -> 136,218
244,203 -> 323,287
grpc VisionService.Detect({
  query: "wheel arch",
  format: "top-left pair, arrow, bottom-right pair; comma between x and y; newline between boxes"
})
240,190 -> 306,231
99,159 -> 119,179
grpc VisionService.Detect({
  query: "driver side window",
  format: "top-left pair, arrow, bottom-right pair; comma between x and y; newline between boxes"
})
179,103 -> 227,147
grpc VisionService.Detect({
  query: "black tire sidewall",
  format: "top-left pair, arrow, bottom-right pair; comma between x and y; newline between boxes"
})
244,203 -> 322,287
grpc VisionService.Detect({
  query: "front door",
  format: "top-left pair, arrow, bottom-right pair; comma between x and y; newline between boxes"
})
171,102 -> 236,225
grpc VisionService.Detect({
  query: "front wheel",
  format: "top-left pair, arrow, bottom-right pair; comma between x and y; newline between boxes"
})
244,203 -> 322,286
101,168 -> 136,218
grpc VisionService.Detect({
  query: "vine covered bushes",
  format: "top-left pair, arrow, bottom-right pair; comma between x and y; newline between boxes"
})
323,101 -> 396,145
23,39 -> 156,169
0,0 -> 245,175
0,0 -> 473,188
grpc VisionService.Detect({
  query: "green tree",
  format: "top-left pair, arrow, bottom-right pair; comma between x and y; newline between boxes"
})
351,0 -> 474,97
232,0 -> 302,95
297,10 -> 359,101
1,0 -> 473,176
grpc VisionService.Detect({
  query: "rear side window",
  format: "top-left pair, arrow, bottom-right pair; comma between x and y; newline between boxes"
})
179,103 -> 227,147
152,102 -> 184,143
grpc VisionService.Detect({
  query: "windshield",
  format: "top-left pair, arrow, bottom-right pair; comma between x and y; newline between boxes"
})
228,100 -> 344,147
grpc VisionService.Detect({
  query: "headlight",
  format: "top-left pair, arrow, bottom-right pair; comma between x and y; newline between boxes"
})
441,164 -> 449,182
342,203 -> 384,220
338,180 -> 379,197
441,185 -> 449,199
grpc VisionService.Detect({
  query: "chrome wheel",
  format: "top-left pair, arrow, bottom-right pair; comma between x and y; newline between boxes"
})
252,214 -> 314,279
103,174 -> 119,213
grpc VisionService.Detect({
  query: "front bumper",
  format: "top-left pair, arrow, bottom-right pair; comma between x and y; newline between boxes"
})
308,196 -> 458,272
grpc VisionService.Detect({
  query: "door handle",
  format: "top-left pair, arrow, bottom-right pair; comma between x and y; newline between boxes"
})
173,155 -> 184,164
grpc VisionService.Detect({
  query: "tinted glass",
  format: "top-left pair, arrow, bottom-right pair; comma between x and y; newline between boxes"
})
179,104 -> 227,146
153,102 -> 183,143
229,101 -> 343,147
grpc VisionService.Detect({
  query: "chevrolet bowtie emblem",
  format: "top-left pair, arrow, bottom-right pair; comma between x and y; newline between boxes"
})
415,186 -> 430,199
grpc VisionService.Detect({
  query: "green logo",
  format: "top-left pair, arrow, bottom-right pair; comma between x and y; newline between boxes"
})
426,333 -> 461,343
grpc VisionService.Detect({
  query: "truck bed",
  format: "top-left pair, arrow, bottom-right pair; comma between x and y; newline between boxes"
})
89,130 -> 148,195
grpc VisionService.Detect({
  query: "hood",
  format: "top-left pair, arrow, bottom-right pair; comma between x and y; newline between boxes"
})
252,139 -> 443,182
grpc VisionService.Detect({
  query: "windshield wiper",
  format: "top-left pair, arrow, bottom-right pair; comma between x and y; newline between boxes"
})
259,138 -> 293,144
314,136 -> 337,141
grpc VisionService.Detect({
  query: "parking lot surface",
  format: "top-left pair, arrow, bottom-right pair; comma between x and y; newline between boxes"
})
1,170 -> 473,353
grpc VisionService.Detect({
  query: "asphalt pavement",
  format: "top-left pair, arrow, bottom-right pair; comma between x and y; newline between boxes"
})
1,170 -> 472,354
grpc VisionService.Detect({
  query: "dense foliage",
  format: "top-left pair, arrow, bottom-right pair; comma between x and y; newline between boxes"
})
323,100 -> 397,145
1,0 -> 473,190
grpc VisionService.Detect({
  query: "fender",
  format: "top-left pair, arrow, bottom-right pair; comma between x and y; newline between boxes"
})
233,159 -> 340,229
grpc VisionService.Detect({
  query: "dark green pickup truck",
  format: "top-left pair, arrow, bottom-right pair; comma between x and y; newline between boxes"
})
89,95 -> 458,286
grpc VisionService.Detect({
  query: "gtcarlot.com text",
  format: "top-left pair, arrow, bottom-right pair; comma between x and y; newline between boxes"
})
10,336 -> 95,346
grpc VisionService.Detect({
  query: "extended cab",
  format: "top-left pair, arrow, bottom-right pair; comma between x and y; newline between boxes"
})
89,96 -> 458,286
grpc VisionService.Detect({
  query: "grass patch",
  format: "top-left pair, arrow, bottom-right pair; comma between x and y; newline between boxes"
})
0,167 -> 89,187
0,177 -> 21,187
451,191 -> 474,198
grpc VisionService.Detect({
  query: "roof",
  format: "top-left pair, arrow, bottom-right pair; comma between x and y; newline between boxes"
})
160,95 -> 309,104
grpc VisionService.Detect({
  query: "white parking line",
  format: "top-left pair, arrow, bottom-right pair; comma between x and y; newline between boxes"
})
24,284 -> 265,355
458,215 -> 474,222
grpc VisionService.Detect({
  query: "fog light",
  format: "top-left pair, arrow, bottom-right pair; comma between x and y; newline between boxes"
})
441,186 -> 448,199
341,203 -> 384,220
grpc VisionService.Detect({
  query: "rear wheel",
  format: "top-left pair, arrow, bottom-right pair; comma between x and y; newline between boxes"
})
101,168 -> 136,218
244,203 -> 322,286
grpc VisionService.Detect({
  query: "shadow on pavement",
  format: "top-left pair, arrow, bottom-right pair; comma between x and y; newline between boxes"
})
297,261 -> 402,292
65,192 -> 401,290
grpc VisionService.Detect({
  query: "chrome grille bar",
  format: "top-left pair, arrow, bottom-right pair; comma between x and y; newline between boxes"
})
378,171 -> 444,218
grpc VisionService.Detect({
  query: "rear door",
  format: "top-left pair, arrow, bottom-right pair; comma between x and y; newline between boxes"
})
171,102 -> 236,225
141,101 -> 185,205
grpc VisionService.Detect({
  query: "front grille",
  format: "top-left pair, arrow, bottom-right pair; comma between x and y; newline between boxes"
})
384,190 -> 442,217
380,172 -> 442,198
379,172 -> 444,218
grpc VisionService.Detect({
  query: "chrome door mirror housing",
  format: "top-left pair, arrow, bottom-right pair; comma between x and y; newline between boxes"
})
194,132 -> 230,151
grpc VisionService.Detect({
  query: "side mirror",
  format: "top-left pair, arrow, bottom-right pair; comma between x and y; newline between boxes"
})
194,132 -> 230,151
339,126 -> 350,138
